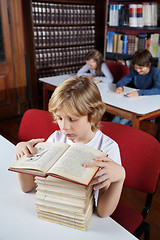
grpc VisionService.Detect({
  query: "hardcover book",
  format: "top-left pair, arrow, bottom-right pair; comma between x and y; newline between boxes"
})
9,142 -> 105,186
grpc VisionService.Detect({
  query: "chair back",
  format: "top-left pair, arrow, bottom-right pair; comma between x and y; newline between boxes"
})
106,61 -> 129,83
18,109 -> 59,142
100,121 -> 160,194
19,110 -> 160,195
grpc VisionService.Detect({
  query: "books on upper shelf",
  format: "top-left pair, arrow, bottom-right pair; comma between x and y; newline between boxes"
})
106,31 -> 160,58
32,2 -> 95,25
35,176 -> 94,230
108,3 -> 159,28
9,142 -> 106,186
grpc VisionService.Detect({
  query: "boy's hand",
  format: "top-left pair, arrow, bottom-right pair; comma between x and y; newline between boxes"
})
15,138 -> 45,160
84,156 -> 125,190
115,87 -> 123,94
126,90 -> 138,97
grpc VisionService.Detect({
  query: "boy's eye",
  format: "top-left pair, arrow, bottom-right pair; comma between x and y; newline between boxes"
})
69,118 -> 78,122
56,116 -> 62,121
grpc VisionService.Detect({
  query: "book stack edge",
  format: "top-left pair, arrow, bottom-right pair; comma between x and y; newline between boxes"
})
35,176 -> 94,230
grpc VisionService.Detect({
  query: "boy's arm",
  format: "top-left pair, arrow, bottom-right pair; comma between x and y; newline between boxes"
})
17,173 -> 36,193
97,173 -> 125,218
116,69 -> 133,88
77,64 -> 91,76
138,69 -> 160,96
94,63 -> 113,83
84,156 -> 125,218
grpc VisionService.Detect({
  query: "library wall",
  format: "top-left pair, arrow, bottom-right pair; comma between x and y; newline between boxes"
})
21,0 -> 106,108
32,1 -> 96,78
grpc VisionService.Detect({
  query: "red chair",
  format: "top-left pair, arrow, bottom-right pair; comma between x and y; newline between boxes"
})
18,109 -> 160,239
106,60 -> 129,83
100,121 -> 160,240
18,109 -> 59,141
145,115 -> 160,141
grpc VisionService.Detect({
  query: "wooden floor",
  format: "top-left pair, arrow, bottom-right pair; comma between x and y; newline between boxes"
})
0,115 -> 160,240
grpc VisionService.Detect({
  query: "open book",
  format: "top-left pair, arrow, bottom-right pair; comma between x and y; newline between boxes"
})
9,142 -> 106,186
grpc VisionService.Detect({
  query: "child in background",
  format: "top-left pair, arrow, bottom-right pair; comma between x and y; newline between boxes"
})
112,49 -> 160,125
77,49 -> 114,83
15,76 -> 125,218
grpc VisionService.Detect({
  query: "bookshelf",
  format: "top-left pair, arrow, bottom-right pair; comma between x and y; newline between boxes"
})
104,0 -> 160,65
32,2 -> 97,77
21,0 -> 105,108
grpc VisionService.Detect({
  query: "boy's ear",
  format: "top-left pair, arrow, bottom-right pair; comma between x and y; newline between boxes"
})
148,63 -> 151,68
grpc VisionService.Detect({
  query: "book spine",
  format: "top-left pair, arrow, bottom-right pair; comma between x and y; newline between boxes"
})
143,3 -> 152,26
137,4 -> 144,27
113,34 -> 118,53
115,5 -> 119,27
151,3 -> 157,27
118,4 -> 124,27
109,5 -> 114,26
128,35 -> 136,55
107,32 -> 115,52
129,4 -> 137,27
122,35 -> 128,54
137,33 -> 147,50
124,5 -> 129,27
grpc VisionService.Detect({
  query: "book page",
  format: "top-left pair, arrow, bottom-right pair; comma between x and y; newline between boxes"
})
35,191 -> 92,208
9,142 -> 69,173
48,143 -> 106,185
35,176 -> 90,192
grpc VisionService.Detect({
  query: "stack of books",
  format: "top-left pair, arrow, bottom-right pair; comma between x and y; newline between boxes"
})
35,176 -> 94,230
9,142 -> 106,230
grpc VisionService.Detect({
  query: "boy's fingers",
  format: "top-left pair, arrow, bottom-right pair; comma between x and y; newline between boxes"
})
84,161 -> 106,168
29,138 -> 45,145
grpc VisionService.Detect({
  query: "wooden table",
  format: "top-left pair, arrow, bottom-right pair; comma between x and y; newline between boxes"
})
39,74 -> 160,129
1,135 -> 137,240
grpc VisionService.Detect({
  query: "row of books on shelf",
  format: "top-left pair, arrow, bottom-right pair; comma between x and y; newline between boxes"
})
107,32 -> 160,58
32,2 -> 95,25
34,26 -> 95,47
35,45 -> 94,68
108,3 -> 160,27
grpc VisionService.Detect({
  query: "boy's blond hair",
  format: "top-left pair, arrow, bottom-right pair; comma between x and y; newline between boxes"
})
48,76 -> 106,132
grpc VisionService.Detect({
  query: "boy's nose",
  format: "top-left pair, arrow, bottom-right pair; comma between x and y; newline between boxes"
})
61,120 -> 70,130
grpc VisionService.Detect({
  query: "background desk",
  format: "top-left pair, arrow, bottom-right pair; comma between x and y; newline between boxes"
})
98,83 -> 160,128
0,135 -> 136,240
39,74 -> 160,129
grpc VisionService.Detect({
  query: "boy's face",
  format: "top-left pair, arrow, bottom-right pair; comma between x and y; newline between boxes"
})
134,64 -> 150,75
86,59 -> 97,70
55,107 -> 95,144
